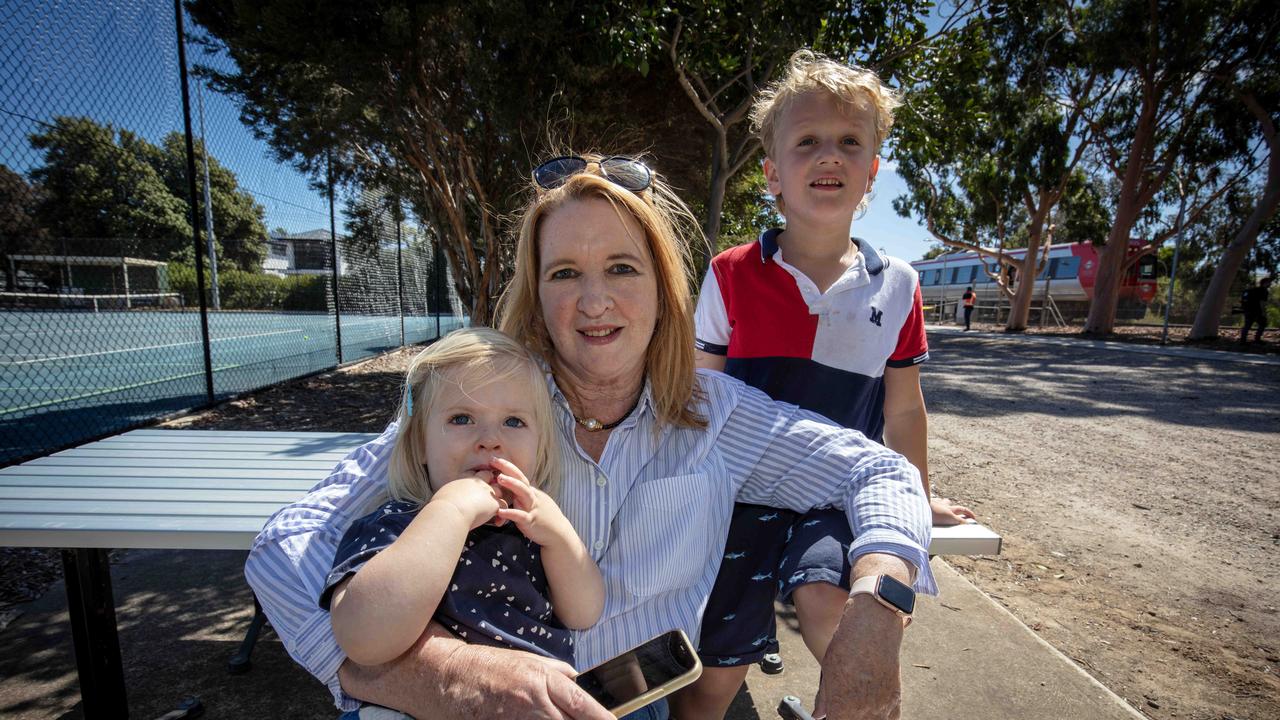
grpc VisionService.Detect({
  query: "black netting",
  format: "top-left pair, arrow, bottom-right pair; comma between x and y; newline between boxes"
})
0,0 -> 466,466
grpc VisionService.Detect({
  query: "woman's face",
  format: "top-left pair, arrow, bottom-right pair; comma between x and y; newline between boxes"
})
537,196 -> 659,390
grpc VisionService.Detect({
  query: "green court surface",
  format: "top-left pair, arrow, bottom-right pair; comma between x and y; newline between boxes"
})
1,309 -> 467,465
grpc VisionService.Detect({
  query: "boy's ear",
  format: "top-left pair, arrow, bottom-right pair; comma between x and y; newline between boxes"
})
869,155 -> 881,187
763,157 -> 783,197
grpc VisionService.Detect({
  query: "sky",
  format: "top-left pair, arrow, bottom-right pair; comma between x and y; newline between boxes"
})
0,0 -> 939,261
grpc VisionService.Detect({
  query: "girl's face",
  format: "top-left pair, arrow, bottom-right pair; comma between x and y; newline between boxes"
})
422,365 -> 541,492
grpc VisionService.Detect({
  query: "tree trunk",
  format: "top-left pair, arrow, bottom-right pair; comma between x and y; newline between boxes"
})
701,138 -> 728,276
1189,93 -> 1280,340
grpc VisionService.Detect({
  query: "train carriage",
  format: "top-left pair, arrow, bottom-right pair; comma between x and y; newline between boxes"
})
910,242 -> 1157,320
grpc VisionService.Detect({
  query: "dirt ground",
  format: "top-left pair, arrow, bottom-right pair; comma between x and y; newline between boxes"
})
922,330 -> 1279,720
2,327 -> 1277,719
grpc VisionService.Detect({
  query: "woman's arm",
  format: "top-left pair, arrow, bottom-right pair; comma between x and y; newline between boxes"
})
338,621 -> 613,720
493,458 -> 604,629
329,478 -> 498,666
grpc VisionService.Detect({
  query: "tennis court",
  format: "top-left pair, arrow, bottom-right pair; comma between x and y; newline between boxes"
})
0,308 -> 467,464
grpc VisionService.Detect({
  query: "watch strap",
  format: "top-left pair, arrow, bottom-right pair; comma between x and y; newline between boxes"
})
849,575 -> 914,627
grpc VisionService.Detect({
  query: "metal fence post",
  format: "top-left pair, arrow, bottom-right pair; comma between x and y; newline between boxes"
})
174,0 -> 214,403
327,152 -> 343,364
396,211 -> 404,347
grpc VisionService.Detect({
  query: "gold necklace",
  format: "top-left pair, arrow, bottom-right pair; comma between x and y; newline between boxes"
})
574,397 -> 641,432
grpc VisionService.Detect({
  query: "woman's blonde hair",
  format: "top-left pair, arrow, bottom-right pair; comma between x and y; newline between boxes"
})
495,154 -> 706,430
751,49 -> 903,157
387,327 -> 560,505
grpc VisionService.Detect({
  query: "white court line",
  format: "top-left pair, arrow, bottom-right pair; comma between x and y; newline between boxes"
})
0,328 -> 308,367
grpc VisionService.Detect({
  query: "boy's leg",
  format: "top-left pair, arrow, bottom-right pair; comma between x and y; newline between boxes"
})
779,508 -> 856,716
672,503 -> 794,720
1241,316 -> 1255,343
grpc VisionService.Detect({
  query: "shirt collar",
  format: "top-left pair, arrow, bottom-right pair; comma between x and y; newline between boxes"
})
758,227 -> 885,276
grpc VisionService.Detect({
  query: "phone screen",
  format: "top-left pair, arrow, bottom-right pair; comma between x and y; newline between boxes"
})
574,630 -> 699,711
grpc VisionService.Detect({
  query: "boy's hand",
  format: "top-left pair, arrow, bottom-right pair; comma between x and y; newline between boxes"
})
930,497 -> 975,526
491,457 -> 574,547
431,475 -> 506,530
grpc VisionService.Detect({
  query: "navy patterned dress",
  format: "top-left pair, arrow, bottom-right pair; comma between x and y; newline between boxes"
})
320,499 -> 574,664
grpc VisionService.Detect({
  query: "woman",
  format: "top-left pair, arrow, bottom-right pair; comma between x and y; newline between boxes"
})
246,154 -> 935,720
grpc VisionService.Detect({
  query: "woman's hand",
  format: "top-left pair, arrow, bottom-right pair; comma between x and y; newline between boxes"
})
431,474 -> 506,530
492,457 -> 575,547
338,621 -> 613,720
929,497 -> 976,526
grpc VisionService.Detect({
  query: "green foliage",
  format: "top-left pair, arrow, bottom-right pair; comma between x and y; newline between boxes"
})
0,165 -> 52,267
153,133 -> 269,270
29,117 -> 190,258
22,116 -> 269,271
168,261 -> 327,311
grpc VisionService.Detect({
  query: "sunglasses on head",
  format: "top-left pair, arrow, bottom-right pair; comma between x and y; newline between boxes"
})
532,155 -> 653,193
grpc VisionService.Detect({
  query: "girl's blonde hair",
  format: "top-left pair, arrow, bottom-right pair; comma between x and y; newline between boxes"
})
495,154 -> 707,430
751,49 -> 903,157
387,327 -> 560,505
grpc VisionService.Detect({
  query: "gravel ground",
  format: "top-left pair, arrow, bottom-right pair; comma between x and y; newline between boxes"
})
2,327 -> 1277,719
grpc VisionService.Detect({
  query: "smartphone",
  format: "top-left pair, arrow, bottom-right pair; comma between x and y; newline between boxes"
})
574,629 -> 702,717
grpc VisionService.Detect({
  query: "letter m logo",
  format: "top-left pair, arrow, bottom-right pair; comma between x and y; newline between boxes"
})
869,307 -> 883,327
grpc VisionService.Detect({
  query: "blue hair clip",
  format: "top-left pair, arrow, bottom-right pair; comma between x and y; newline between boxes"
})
405,385 -> 414,417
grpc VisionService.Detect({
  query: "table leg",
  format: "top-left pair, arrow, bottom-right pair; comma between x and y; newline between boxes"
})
62,548 -> 128,718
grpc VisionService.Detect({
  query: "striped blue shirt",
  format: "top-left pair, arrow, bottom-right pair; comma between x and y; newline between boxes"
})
245,369 -> 934,710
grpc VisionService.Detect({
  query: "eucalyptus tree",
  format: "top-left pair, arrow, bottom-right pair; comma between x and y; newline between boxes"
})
1187,2 -> 1280,339
893,2 -> 1101,331
1065,0 -> 1268,334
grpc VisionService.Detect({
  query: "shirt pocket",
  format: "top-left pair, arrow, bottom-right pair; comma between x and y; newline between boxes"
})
617,473 -> 714,597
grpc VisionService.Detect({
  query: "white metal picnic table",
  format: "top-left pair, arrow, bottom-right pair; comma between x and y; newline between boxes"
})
0,428 -> 1001,718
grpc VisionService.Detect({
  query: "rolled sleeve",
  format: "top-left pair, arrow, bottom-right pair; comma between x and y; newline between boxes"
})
709,371 -> 935,595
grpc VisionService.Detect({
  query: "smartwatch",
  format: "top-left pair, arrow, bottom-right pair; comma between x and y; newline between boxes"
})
849,574 -> 915,626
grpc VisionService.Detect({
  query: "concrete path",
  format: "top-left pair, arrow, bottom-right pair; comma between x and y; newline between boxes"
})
729,558 -> 1145,719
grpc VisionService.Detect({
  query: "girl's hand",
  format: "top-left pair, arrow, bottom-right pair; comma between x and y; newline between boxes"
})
431,475 -> 506,530
491,457 -> 573,547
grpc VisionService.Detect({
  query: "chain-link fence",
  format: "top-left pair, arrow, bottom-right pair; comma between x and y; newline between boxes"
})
0,0 -> 466,466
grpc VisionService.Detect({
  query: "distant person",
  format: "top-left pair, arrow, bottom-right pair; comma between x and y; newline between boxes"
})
323,328 -> 603,719
962,286 -> 976,330
1240,276 -> 1272,344
687,49 -> 974,719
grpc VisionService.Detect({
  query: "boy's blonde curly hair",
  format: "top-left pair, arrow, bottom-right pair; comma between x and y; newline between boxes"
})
751,49 -> 903,158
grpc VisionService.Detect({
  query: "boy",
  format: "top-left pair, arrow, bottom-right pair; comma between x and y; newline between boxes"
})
677,50 -> 973,719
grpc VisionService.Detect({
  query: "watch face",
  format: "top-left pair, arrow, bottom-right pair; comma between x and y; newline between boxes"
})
877,574 -> 916,615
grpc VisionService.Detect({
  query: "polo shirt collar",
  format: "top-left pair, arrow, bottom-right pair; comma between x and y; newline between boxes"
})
758,228 -> 885,276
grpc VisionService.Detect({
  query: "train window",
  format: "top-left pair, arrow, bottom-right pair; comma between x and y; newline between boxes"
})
1137,256 -> 1156,279
1053,257 -> 1080,279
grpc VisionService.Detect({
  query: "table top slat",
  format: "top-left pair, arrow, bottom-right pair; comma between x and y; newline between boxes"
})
0,498 -> 288,518
0,486 -> 307,503
0,474 -> 319,490
22,456 -> 342,470
47,447 -> 353,462
2,465 -> 325,480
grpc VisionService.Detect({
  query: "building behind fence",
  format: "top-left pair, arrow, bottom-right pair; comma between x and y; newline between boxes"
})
0,0 -> 467,466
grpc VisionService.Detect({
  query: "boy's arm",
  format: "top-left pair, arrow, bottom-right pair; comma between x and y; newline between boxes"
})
693,265 -> 730,372
695,349 -> 727,372
883,365 -> 974,526
329,478 -> 499,666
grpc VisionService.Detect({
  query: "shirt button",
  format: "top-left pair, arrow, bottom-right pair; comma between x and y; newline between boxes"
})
595,475 -> 607,487
593,540 -> 604,550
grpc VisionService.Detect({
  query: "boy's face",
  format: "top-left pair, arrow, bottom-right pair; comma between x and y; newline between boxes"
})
764,90 -> 880,230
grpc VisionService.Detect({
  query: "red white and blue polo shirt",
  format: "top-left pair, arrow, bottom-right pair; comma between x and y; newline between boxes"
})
694,228 -> 928,442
